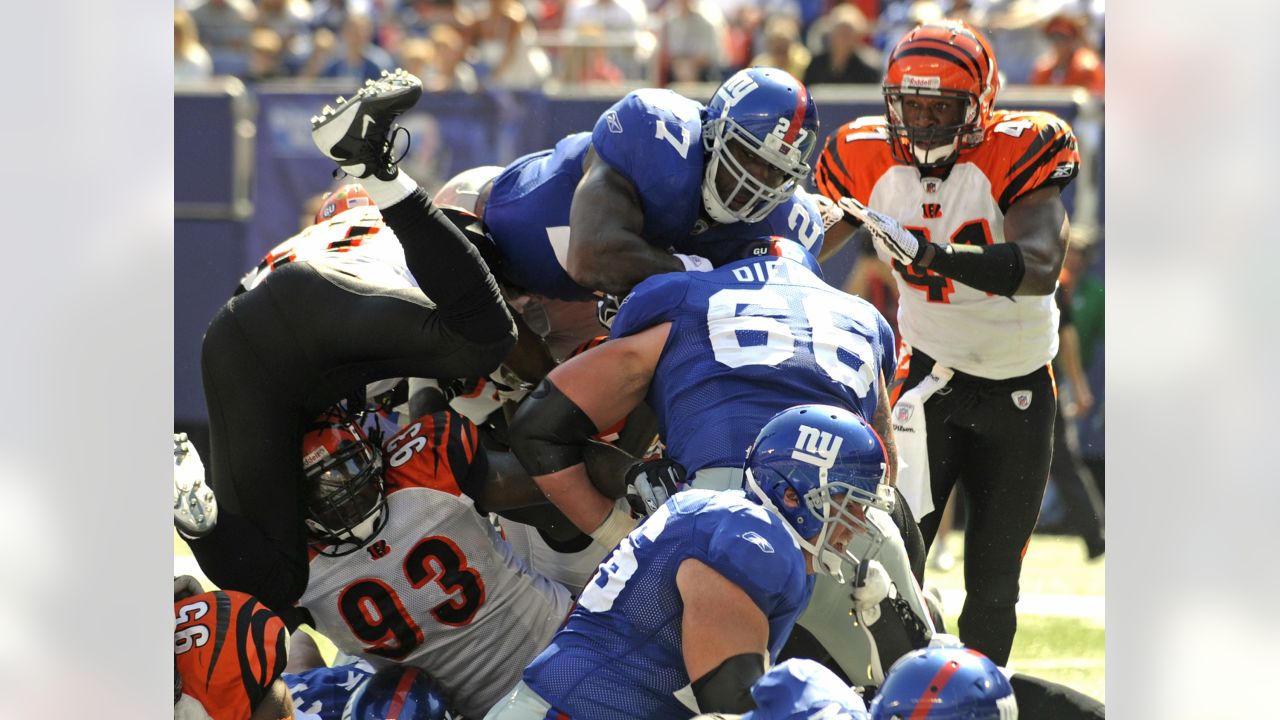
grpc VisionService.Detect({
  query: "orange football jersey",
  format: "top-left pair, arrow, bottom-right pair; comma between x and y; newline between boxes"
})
815,110 -> 1080,379
175,590 -> 289,720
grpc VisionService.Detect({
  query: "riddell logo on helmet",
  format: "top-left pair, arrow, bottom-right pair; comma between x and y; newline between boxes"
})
902,74 -> 941,90
303,446 -> 331,468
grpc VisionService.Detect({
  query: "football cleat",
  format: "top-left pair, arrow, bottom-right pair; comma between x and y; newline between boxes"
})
311,68 -> 423,181
174,433 -> 218,539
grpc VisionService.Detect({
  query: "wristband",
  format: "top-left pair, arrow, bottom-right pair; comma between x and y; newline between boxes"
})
924,242 -> 1026,296
590,496 -> 639,550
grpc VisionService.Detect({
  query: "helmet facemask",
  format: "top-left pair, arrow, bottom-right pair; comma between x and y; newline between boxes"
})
302,418 -> 389,557
701,115 -> 812,225
884,87 -> 979,169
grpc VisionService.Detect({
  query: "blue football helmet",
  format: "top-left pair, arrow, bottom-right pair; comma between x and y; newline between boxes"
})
342,665 -> 452,720
869,647 -> 1017,719
702,67 -> 819,225
743,658 -> 868,720
743,405 -> 894,580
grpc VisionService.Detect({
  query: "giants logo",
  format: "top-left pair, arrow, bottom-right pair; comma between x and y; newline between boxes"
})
715,73 -> 758,112
792,425 -> 843,468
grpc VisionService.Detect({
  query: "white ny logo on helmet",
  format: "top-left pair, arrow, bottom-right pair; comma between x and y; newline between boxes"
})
715,73 -> 759,113
792,425 -> 842,468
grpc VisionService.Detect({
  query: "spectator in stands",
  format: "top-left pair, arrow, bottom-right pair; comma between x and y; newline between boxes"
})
749,15 -> 810,81
557,23 -> 626,84
470,0 -> 553,89
254,0 -> 313,64
658,0 -> 725,84
976,0 -> 1054,84
563,0 -> 650,78
175,8 -> 215,81
721,0 -> 801,73
246,27 -> 290,82
870,0 -> 943,61
427,24 -> 481,92
190,0 -> 258,52
399,36 -> 438,86
802,3 -> 879,85
399,0 -> 475,39
1030,12 -> 1104,94
318,12 -> 396,81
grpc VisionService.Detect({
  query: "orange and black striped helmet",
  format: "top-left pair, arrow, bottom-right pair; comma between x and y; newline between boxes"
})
882,20 -> 1000,168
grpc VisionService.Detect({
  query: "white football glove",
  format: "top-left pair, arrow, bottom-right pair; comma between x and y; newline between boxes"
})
851,559 -> 894,617
673,253 -> 714,273
837,197 -> 924,266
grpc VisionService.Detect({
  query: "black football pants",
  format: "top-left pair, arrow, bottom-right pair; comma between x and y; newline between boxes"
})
904,348 -> 1056,666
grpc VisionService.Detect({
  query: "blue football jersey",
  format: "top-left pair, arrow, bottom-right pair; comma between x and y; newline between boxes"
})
284,660 -> 374,720
610,257 -> 895,474
482,90 -> 825,300
522,489 -> 815,720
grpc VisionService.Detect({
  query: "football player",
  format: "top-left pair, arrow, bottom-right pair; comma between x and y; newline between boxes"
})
174,576 -> 293,720
814,20 -> 1081,665
485,406 -> 886,720
181,69 -> 539,617
436,69 -> 843,360
179,401 -> 643,718
689,659 -> 868,720
506,238 -> 934,686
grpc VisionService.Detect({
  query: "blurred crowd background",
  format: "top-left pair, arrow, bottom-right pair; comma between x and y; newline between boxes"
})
175,0 -> 1104,92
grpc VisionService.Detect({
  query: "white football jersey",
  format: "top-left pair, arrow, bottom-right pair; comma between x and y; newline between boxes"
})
297,412 -> 572,718
817,111 -> 1081,379
239,206 -> 418,292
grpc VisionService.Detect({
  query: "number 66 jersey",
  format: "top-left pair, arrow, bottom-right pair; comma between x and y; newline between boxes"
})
297,411 -> 574,718
610,255 -> 895,475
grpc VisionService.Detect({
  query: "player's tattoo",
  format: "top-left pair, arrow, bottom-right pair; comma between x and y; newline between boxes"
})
872,383 -> 898,486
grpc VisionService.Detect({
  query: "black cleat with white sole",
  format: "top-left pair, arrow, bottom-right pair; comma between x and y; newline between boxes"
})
311,68 -> 424,181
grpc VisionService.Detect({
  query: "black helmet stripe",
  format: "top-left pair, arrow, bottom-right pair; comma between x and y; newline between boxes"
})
892,44 -> 981,82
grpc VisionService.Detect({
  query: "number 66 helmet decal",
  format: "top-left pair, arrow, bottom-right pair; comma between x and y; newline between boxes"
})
702,67 -> 819,225
302,406 -> 389,556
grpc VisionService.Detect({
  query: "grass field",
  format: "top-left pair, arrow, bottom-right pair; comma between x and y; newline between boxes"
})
176,528 -> 1105,702
926,530 -> 1106,702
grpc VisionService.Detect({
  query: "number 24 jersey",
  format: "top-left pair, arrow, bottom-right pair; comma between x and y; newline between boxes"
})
297,411 -> 573,719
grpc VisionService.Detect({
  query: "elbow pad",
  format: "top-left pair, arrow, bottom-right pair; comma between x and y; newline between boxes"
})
508,379 -> 599,476
925,242 -> 1025,297
691,653 -> 765,714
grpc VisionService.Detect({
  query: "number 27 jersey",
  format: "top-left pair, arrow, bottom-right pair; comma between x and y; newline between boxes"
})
611,258 -> 895,474
297,411 -> 572,719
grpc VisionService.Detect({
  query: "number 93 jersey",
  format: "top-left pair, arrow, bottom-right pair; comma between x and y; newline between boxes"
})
175,590 -> 289,720
815,110 -> 1079,379
610,258 -> 895,474
522,489 -> 815,720
482,89 -> 825,301
297,411 -> 573,719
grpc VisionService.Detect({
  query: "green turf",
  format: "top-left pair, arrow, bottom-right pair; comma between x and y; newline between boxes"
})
925,531 -> 1106,702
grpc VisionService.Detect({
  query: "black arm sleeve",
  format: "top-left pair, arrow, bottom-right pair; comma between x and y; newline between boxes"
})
691,653 -> 765,714
924,242 -> 1026,297
379,188 -> 513,345
508,379 -> 599,476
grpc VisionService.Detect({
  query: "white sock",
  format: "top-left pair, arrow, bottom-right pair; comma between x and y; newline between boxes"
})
360,172 -> 418,208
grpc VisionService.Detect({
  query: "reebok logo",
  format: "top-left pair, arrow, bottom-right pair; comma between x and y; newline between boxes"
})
605,110 -> 623,134
792,425 -> 842,468
741,531 -> 775,554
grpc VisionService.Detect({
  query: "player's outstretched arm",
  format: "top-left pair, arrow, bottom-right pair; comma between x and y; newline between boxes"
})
567,148 -> 687,296
678,558 -> 769,714
508,324 -> 669,546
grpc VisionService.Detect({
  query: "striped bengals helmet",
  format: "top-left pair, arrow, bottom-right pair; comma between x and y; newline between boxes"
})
883,21 -> 1000,168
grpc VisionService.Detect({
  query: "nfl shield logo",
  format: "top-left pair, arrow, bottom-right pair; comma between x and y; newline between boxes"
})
1011,390 -> 1032,410
895,405 -> 913,423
